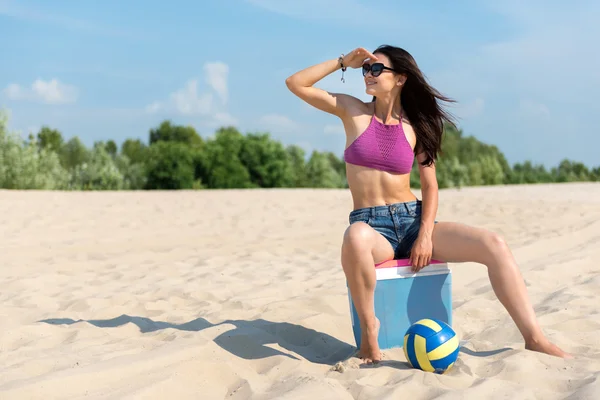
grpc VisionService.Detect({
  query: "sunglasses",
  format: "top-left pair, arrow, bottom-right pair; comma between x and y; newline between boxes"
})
362,63 -> 398,77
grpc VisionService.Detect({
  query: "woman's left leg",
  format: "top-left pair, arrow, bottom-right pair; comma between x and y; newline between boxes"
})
429,221 -> 571,358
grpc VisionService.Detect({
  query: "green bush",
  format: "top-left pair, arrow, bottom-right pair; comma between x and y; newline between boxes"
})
1,111 -> 598,191
144,141 -> 195,189
0,114 -> 70,189
68,143 -> 126,190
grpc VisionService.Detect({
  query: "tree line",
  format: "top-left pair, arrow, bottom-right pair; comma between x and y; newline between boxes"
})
1,111 -> 598,190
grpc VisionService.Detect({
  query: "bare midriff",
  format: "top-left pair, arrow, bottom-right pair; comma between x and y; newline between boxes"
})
346,163 -> 418,210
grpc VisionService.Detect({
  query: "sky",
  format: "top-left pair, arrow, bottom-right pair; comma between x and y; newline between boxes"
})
1,0 -> 598,168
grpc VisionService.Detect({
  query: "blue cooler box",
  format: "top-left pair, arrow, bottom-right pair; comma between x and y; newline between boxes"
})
348,259 -> 452,350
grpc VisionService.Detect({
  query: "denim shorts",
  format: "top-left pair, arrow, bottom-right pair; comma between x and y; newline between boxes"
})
348,200 -> 429,259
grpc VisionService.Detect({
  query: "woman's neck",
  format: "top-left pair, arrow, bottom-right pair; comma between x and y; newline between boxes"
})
373,94 -> 403,124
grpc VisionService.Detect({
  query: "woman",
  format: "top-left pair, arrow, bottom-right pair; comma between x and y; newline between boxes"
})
285,45 -> 571,363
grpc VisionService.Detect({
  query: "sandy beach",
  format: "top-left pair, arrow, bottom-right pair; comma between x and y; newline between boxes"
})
1,183 -> 599,399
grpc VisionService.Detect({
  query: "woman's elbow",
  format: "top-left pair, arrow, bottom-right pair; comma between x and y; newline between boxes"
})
285,76 -> 298,93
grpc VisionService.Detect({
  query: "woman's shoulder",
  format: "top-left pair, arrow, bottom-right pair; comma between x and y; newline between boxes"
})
336,96 -> 373,118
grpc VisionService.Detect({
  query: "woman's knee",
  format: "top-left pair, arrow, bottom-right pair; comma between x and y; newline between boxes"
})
342,222 -> 373,252
482,231 -> 510,259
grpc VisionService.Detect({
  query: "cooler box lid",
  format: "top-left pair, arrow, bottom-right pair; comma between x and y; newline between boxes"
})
374,259 -> 450,281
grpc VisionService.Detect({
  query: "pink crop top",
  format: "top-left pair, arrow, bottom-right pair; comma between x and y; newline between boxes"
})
343,114 -> 415,174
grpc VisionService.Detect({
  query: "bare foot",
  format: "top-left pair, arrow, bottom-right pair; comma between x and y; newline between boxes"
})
361,318 -> 381,364
525,338 -> 573,359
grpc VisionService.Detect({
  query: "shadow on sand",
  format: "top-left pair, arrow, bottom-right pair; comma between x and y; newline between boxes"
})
39,315 -> 513,369
39,315 -> 356,366
459,346 -> 513,357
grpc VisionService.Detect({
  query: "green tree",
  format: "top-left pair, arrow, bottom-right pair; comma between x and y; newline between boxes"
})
0,114 -> 69,189
441,124 -> 511,184
305,150 -> 345,188
105,140 -> 118,156
121,138 -> 148,165
113,154 -> 147,190
510,161 -> 553,184
326,151 -> 347,188
440,122 -> 462,159
591,167 -> 600,182
476,155 -> 505,185
149,120 -> 203,147
92,140 -> 117,156
69,142 -> 125,190
553,159 -> 591,182
200,127 -> 253,188
145,141 -> 195,189
436,156 -> 469,188
3,105 -> 600,191
286,145 -> 308,187
60,137 -> 90,171
239,132 -> 295,188
37,126 -> 64,153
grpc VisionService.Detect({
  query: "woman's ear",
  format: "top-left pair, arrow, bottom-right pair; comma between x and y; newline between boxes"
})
397,74 -> 407,86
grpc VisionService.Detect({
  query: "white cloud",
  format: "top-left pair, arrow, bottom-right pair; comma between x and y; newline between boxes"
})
169,79 -> 213,115
259,114 -> 299,133
145,101 -> 161,114
211,112 -> 238,127
205,62 -> 228,105
146,62 -> 234,127
324,123 -> 345,135
4,83 -> 22,99
32,79 -> 78,104
3,79 -> 78,104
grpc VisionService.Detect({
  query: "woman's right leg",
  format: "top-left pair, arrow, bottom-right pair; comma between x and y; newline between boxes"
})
341,221 -> 394,364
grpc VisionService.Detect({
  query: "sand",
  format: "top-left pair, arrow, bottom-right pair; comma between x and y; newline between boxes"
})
1,183 -> 599,399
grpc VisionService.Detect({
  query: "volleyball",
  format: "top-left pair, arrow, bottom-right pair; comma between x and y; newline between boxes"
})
403,318 -> 459,374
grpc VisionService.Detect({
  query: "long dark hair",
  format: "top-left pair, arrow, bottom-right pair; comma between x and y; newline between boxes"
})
373,45 -> 456,166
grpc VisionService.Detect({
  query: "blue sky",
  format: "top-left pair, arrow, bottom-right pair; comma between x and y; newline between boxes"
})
1,0 -> 598,168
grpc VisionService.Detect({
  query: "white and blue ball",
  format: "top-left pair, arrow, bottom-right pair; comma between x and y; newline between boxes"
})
403,318 -> 459,374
